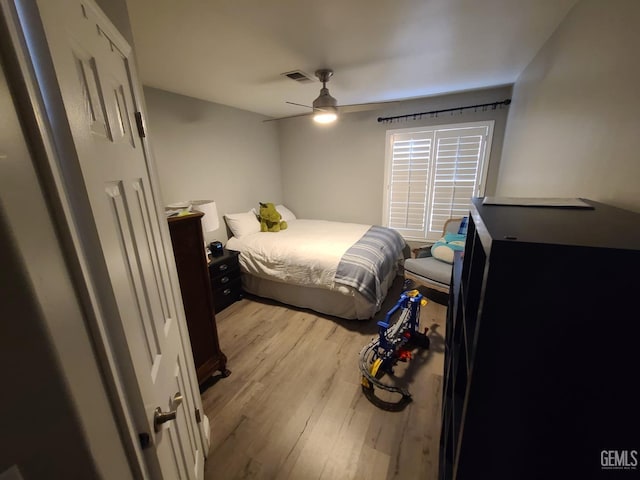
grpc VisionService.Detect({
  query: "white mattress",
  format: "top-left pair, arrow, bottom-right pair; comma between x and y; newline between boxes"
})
225,219 -> 401,319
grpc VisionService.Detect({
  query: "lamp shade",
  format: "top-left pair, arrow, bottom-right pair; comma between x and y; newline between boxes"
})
191,200 -> 219,233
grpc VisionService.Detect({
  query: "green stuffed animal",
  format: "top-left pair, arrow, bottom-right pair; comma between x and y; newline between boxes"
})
259,202 -> 288,232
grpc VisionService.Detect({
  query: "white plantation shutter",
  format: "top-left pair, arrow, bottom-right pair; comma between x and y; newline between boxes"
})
383,121 -> 493,241
429,126 -> 488,237
387,132 -> 432,237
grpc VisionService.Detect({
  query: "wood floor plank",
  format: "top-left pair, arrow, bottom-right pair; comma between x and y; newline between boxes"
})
284,379 -> 356,479
252,356 -> 344,480
206,380 -> 266,452
249,336 -> 343,469
385,382 -> 441,480
354,445 -> 392,480
318,405 -> 372,480
204,414 -> 262,479
202,281 -> 447,480
421,374 -> 443,479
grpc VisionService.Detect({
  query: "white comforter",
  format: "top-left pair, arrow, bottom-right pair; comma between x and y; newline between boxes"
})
225,219 -> 370,290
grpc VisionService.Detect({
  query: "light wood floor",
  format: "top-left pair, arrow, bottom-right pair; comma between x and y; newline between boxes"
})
202,278 -> 447,480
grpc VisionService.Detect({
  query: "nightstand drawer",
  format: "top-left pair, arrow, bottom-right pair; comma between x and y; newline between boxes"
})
210,264 -> 240,288
209,256 -> 239,277
212,278 -> 242,312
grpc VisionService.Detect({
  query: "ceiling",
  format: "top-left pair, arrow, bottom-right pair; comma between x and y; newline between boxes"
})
125,0 -> 577,119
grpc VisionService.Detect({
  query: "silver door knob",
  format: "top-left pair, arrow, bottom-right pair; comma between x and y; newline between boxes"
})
154,392 -> 183,432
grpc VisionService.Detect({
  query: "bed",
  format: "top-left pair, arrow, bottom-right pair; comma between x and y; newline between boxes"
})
224,206 -> 407,320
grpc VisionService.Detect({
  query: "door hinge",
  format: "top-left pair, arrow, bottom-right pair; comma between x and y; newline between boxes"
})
138,432 -> 151,449
135,111 -> 146,138
195,408 -> 202,423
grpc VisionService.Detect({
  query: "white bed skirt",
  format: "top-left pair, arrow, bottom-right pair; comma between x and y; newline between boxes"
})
241,269 -> 399,320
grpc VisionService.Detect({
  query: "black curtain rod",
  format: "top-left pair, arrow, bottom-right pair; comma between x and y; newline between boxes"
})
377,98 -> 512,124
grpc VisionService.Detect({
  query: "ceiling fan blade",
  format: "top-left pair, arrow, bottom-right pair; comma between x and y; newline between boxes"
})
262,111 -> 312,123
266,100 -> 404,122
336,99 -> 404,113
285,101 -> 312,109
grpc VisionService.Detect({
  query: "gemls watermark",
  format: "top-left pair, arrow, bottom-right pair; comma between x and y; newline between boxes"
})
601,450 -> 638,470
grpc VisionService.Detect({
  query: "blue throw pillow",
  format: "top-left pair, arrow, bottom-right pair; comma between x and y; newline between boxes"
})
444,232 -> 467,244
431,235 -> 466,264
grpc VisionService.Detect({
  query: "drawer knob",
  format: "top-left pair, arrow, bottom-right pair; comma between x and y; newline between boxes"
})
219,264 -> 228,271
223,288 -> 231,296
220,276 -> 229,284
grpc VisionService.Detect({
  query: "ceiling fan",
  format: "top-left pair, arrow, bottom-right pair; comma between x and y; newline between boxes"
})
286,69 -> 339,124
272,69 -> 339,123
266,68 -> 400,123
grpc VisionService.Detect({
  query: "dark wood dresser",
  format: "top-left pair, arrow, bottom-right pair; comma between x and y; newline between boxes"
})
208,249 -> 242,313
168,212 -> 229,385
439,198 -> 640,479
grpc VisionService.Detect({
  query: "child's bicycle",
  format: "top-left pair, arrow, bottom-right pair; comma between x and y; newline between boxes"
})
359,286 -> 430,411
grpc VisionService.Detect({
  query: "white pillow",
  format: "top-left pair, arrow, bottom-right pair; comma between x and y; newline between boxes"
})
224,211 -> 260,238
276,204 -> 297,222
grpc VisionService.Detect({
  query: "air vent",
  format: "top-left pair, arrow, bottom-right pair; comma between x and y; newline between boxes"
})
281,70 -> 315,84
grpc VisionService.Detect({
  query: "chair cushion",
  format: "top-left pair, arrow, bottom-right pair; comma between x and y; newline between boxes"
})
404,257 -> 453,286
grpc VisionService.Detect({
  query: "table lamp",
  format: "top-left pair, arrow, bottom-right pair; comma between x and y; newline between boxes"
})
191,200 -> 223,256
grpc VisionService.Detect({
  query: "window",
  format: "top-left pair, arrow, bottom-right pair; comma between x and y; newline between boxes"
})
383,121 -> 494,241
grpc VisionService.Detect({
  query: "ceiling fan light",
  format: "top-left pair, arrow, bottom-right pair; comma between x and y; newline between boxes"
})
312,86 -> 338,123
313,110 -> 338,123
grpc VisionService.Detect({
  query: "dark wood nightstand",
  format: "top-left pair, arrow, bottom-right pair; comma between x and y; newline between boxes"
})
208,249 -> 242,313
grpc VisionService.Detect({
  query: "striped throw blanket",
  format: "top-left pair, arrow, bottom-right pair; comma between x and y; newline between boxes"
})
334,226 -> 406,307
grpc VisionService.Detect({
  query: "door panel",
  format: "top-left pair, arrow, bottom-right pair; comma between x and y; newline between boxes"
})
105,181 -> 162,366
73,50 -> 112,139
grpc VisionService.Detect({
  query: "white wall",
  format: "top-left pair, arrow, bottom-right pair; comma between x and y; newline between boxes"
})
277,86 -> 512,224
143,87 -> 282,242
498,0 -> 640,212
